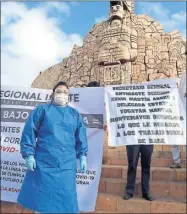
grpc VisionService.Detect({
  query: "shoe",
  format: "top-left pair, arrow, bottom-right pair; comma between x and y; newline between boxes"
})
142,193 -> 154,201
170,163 -> 181,169
123,192 -> 133,200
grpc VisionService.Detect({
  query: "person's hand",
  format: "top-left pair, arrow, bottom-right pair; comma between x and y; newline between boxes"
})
79,156 -> 87,173
26,155 -> 36,171
104,125 -> 107,132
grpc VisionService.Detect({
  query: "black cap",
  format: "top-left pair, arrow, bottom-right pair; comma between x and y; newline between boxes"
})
53,81 -> 69,92
87,81 -> 100,87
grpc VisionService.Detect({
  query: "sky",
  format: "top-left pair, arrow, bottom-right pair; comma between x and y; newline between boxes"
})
1,1 -> 186,87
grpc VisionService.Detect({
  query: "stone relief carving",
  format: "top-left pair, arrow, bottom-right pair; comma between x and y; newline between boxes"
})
32,0 -> 186,89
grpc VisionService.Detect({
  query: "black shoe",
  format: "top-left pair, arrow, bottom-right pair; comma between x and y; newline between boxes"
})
123,192 -> 133,200
142,193 -> 154,201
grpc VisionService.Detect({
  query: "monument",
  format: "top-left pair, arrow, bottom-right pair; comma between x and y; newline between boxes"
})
1,1 -> 186,213
32,0 -> 186,89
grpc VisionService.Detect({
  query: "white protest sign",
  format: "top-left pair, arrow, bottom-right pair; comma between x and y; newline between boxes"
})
0,85 -> 104,212
105,78 -> 186,146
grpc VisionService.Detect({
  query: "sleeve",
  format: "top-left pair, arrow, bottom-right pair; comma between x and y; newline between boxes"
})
20,105 -> 45,159
179,72 -> 186,97
179,71 -> 186,110
75,112 -> 88,159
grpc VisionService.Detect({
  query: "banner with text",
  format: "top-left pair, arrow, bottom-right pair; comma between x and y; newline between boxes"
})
105,79 -> 186,146
0,85 -> 104,212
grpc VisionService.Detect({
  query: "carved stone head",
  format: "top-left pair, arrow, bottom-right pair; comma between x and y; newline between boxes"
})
109,1 -> 132,21
109,1 -> 124,21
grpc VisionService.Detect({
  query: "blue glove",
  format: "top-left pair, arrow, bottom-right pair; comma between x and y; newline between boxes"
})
79,156 -> 87,173
26,155 -> 36,171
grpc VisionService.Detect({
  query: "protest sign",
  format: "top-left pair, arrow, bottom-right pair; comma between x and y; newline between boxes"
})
105,78 -> 186,146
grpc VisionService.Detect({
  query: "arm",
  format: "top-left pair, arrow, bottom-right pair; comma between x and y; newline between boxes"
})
179,71 -> 186,110
104,103 -> 108,132
75,112 -> 88,159
20,105 -> 45,159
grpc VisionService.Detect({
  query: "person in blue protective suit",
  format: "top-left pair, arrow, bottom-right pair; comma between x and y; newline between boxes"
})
17,81 -> 88,213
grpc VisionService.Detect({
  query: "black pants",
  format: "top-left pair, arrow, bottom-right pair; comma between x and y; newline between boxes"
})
125,145 -> 154,195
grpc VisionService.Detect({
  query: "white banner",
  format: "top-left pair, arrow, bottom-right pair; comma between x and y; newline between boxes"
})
0,85 -> 104,212
105,78 -> 186,146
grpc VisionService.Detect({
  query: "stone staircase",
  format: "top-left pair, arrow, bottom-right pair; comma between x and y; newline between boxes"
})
1,133 -> 186,213
92,134 -> 186,213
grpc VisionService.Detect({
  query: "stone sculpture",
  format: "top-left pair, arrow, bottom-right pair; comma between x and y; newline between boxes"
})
32,0 -> 186,89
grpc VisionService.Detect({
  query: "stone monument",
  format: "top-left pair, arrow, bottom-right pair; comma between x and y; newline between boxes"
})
1,2 -> 186,213
32,0 -> 186,88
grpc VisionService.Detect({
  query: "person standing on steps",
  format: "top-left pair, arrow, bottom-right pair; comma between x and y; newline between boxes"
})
17,81 -> 88,213
99,81 -> 153,200
170,70 -> 186,169
123,144 -> 154,201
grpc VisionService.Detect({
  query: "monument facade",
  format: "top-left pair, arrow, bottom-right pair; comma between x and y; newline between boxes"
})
32,0 -> 186,88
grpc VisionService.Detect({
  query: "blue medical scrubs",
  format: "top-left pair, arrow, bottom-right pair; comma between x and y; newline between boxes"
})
17,103 -> 88,213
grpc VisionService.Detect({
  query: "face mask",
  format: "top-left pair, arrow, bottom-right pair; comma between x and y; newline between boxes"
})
54,94 -> 69,106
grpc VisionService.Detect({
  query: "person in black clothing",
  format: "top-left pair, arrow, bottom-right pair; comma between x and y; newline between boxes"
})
87,81 -> 100,87
87,80 -> 153,200
123,145 -> 154,201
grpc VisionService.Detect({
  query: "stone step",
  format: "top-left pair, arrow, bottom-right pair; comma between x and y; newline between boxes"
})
0,201 -> 32,213
103,140 -> 186,152
94,193 -> 186,213
103,156 -> 186,168
104,148 -> 186,159
101,165 -> 186,181
103,148 -> 186,167
99,178 -> 186,200
1,194 -> 186,214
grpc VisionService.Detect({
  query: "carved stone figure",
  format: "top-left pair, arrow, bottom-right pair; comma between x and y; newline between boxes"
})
97,1 -> 137,84
32,0 -> 186,89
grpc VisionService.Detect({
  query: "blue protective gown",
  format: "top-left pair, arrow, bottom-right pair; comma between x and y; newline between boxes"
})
17,103 -> 88,213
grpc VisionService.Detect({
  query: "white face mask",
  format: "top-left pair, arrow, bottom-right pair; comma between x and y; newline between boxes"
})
54,94 -> 69,106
